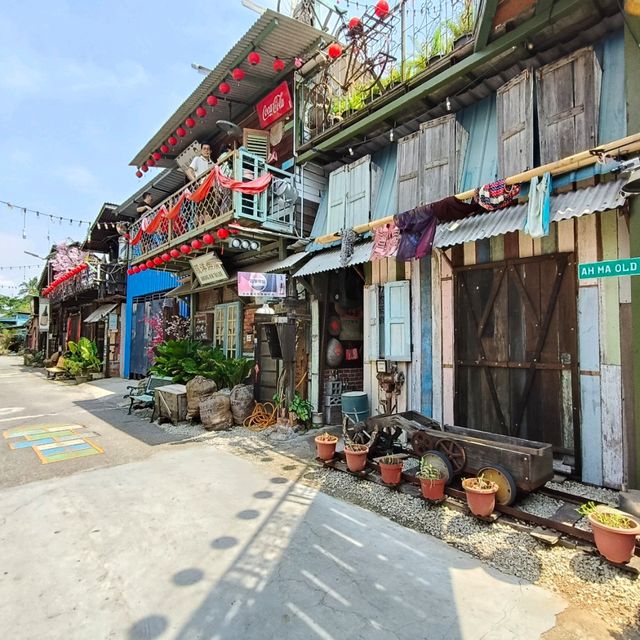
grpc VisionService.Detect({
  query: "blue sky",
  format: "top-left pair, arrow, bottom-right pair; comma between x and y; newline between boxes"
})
0,0 -> 284,293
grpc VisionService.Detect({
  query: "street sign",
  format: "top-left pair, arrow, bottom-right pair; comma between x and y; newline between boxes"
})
578,257 -> 640,280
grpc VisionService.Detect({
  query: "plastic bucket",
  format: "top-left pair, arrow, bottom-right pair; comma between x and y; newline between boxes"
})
341,391 -> 369,424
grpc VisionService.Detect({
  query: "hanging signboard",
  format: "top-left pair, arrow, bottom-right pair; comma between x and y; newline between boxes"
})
237,272 -> 286,297
38,298 -> 50,333
578,258 -> 640,280
190,253 -> 228,286
256,81 -> 293,129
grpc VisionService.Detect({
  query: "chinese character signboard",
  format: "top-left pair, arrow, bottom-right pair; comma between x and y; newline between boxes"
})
256,81 -> 293,129
578,258 -> 640,280
237,272 -> 286,297
190,253 -> 228,286
38,298 -> 49,333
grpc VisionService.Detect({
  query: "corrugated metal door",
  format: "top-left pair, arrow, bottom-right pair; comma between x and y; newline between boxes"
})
345,155 -> 371,228
397,131 -> 422,212
497,69 -> 534,176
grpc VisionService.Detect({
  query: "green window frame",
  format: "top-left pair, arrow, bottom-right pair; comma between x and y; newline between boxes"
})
213,302 -> 242,358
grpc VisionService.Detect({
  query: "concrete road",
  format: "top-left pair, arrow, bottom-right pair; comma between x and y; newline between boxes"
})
0,356 -> 567,639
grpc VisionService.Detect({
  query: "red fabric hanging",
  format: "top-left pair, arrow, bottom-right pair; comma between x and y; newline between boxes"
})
214,165 -> 272,194
143,209 -> 164,234
128,228 -> 143,245
164,192 -> 187,220
188,170 -> 217,203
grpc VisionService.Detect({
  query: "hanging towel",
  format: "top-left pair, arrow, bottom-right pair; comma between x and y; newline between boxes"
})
475,179 -> 521,211
370,222 -> 400,260
339,228 -> 357,267
431,196 -> 483,222
524,172 -> 551,238
394,205 -> 437,261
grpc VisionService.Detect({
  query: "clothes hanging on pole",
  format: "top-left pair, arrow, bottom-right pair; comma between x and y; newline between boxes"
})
431,195 -> 483,221
475,179 -> 521,211
370,222 -> 400,260
524,172 -> 551,238
339,228 -> 357,267
394,205 -> 437,261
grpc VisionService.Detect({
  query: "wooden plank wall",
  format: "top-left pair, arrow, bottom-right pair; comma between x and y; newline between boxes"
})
430,209 -> 631,488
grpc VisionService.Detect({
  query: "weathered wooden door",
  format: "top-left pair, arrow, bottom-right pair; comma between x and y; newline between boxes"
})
454,254 -> 579,457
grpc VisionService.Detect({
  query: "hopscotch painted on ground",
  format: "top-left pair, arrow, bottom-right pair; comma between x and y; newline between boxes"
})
2,425 -> 103,464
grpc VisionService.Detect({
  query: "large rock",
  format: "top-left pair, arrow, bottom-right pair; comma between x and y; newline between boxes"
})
186,376 -> 217,421
199,393 -> 233,431
229,384 -> 255,426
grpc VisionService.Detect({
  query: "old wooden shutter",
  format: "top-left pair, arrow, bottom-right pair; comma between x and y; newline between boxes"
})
497,69 -> 534,176
536,47 -> 601,164
364,284 -> 380,361
345,155 -> 371,228
397,131 -> 422,212
421,115 -> 459,203
243,128 -> 270,159
326,165 -> 347,234
383,280 -> 411,361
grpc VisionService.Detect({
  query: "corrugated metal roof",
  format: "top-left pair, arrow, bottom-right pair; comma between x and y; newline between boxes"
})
131,10 -> 331,167
249,252 -> 309,273
116,169 -> 187,219
434,179 -> 627,248
294,241 -> 373,277
84,303 -> 117,324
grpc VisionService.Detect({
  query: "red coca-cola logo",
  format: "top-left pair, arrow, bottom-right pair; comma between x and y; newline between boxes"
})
256,81 -> 292,128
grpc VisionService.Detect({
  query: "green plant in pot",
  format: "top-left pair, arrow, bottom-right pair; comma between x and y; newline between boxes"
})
67,338 -> 102,373
65,358 -> 89,382
378,454 -> 404,486
344,442 -> 369,473
578,501 -> 640,564
315,431 -> 339,461
462,474 -> 499,517
416,458 -> 446,501
290,393 -> 314,429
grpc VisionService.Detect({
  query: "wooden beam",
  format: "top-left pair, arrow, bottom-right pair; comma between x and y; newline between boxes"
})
297,0 -> 584,165
535,0 -> 556,18
474,0 -> 500,52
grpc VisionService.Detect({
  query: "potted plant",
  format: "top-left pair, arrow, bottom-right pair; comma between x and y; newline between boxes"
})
290,393 -> 314,429
462,474 -> 499,517
578,501 -> 640,564
447,0 -> 474,49
416,458 -> 446,501
315,432 -> 339,461
378,454 -> 404,485
344,442 -> 369,473
66,359 -> 90,383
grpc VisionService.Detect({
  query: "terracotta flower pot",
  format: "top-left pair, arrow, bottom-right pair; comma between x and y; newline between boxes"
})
462,478 -> 499,517
344,445 -> 369,472
314,435 -> 338,461
418,476 -> 446,501
588,512 -> 640,564
379,460 -> 403,485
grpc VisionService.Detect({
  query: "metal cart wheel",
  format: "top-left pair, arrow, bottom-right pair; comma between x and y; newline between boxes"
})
343,416 -> 377,449
411,430 -> 434,457
478,464 -> 518,506
418,450 -> 454,486
434,438 -> 466,475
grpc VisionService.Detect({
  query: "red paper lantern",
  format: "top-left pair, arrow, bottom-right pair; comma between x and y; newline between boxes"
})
232,68 -> 245,81
127,268 -> 133,275
170,248 -> 181,258
139,263 -> 147,271
219,82 -> 230,94
216,228 -> 230,240
135,170 -> 143,178
176,127 -> 187,137
153,256 -> 163,266
185,117 -> 196,128
160,144 -> 170,153
247,51 -> 261,66
348,17 -> 361,30
202,233 -> 214,245
229,228 -> 239,235
206,95 -> 218,106
375,0 -> 389,18
132,266 -> 140,274
146,260 -> 154,268
168,136 -> 178,146
273,58 -> 285,72
147,157 -> 156,167
328,43 -> 343,59
191,239 -> 202,250
141,163 -> 149,172
195,106 -> 207,118
161,253 -> 171,262
152,152 -> 162,161
180,244 -> 191,254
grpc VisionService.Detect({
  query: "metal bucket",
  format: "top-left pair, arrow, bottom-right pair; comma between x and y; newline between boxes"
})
341,391 -> 369,425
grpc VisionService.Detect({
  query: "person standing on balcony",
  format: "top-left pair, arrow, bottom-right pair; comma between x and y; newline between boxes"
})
186,143 -> 214,182
135,192 -> 154,216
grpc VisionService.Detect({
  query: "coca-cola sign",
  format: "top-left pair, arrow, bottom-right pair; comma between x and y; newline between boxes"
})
256,81 -> 293,129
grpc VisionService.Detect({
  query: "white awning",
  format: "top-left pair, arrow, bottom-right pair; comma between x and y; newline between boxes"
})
83,303 -> 117,324
293,242 -> 374,278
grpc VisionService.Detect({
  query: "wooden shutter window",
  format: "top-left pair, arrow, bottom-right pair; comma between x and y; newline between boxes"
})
243,128 -> 270,160
364,284 -> 380,361
345,155 -> 372,229
397,131 -> 422,212
383,280 -> 411,362
326,165 -> 347,234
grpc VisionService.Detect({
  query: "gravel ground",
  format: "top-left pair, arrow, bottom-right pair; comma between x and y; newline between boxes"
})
134,421 -> 640,635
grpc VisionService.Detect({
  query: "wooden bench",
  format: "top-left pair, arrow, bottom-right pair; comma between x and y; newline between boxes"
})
124,375 -> 173,414
46,356 -> 69,380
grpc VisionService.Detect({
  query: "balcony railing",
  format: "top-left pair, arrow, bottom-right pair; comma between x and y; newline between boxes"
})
48,263 -> 126,303
297,0 -> 479,144
127,149 -> 296,263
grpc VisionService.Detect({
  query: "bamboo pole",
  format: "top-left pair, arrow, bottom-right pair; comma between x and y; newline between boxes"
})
314,132 -> 640,244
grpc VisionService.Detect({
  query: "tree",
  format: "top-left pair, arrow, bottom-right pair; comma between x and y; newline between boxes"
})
0,294 -> 30,315
18,277 -> 39,297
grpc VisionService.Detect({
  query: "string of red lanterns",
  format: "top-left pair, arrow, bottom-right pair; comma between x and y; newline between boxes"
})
41,263 -> 89,297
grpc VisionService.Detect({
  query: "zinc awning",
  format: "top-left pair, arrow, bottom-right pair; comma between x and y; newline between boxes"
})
83,303 -> 117,324
434,179 -> 627,248
293,242 -> 373,278
249,252 -> 310,274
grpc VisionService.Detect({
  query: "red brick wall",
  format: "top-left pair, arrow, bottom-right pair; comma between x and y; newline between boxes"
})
323,367 -> 364,393
243,305 -> 258,353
